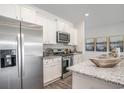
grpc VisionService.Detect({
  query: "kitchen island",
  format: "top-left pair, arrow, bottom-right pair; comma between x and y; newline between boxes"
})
68,61 -> 124,89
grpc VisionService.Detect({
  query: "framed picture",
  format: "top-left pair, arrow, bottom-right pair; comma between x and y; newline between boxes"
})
85,38 -> 95,51
109,35 -> 123,52
96,37 -> 107,52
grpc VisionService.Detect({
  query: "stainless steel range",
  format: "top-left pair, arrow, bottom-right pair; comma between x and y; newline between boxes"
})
53,48 -> 73,79
62,55 -> 73,78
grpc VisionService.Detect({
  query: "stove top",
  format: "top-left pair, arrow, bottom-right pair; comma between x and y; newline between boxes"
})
54,53 -> 73,57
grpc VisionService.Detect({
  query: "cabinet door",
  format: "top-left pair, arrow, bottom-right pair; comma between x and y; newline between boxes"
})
65,24 -> 73,45
36,15 -> 56,44
53,58 -> 62,78
45,18 -> 56,44
35,15 -> 49,44
43,58 -> 62,84
68,27 -> 78,45
20,6 -> 36,24
0,5 -> 20,20
44,67 -> 52,83
73,55 -> 78,65
73,54 -> 83,65
72,28 -> 78,45
43,59 -> 52,83
74,28 -> 78,45
56,20 -> 65,31
69,27 -> 74,45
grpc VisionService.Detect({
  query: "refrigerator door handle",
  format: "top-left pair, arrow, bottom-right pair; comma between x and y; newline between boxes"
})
17,34 -> 21,77
21,33 -> 25,76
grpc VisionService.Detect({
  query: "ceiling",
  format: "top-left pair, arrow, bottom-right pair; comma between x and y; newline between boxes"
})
33,4 -> 124,30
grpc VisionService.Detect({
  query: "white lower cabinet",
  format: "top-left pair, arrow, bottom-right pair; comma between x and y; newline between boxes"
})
43,57 -> 62,85
73,54 -> 83,65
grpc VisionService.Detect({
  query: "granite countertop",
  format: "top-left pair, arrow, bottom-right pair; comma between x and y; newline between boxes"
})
43,52 -> 82,58
68,61 -> 124,86
43,55 -> 62,59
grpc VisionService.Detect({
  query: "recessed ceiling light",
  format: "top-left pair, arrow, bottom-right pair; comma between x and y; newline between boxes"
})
84,13 -> 89,17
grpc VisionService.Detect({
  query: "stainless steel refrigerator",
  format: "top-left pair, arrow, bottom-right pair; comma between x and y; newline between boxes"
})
0,16 -> 43,89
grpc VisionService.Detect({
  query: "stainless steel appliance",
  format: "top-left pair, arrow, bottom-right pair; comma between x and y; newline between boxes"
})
62,55 -> 73,78
0,16 -> 43,89
53,48 -> 73,78
56,31 -> 70,43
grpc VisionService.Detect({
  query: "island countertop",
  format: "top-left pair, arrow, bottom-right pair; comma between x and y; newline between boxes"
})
68,61 -> 124,86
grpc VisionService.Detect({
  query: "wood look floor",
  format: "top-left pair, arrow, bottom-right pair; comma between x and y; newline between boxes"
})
44,76 -> 72,89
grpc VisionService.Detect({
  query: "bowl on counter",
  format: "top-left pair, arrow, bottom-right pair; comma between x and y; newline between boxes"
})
90,56 -> 123,68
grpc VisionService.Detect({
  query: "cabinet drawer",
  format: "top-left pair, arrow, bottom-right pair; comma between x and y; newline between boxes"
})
53,58 -> 61,64
43,59 -> 53,67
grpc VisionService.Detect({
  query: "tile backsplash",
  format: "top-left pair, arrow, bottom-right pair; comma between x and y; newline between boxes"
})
43,44 -> 76,50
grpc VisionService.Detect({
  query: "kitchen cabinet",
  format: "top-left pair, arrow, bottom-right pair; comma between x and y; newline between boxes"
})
20,6 -> 36,24
0,5 -> 37,23
65,24 -> 77,45
72,72 -> 123,89
69,27 -> 78,45
0,5 -> 20,20
56,20 -> 65,31
73,28 -> 78,45
73,54 -> 83,65
36,14 -> 56,44
0,5 -> 78,45
43,57 -> 62,85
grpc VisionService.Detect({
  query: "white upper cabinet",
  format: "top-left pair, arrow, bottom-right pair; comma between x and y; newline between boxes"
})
20,6 -> 36,24
65,24 -> 77,45
36,14 -> 56,44
0,5 -> 20,20
44,18 -> 56,44
0,5 -> 77,45
71,28 -> 78,45
56,20 -> 65,32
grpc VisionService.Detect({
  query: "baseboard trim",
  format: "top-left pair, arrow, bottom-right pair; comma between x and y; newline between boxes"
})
44,77 -> 61,86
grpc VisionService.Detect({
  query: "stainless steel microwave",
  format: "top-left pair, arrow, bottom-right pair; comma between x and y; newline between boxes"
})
56,31 -> 70,43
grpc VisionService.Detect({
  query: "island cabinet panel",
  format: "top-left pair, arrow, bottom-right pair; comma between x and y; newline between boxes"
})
72,72 -> 123,89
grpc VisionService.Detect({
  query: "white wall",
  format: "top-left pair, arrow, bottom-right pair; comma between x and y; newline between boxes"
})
85,22 -> 124,38
84,22 -> 124,61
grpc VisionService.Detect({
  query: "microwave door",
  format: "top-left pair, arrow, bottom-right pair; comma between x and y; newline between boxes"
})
57,32 -> 70,43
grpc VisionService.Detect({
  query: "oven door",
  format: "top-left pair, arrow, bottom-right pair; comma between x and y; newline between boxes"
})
62,58 -> 70,74
57,32 -> 70,43
62,57 -> 72,78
